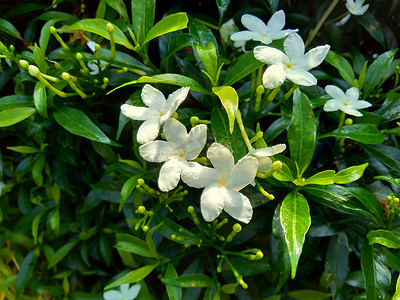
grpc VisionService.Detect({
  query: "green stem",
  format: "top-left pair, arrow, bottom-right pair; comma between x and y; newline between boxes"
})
236,111 -> 253,152
283,84 -> 298,100
267,86 -> 281,102
194,18 -> 219,30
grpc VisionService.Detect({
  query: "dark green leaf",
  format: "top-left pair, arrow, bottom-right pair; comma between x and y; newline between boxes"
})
119,175 -> 140,212
357,12 -> 386,47
33,82 -> 47,118
165,264 -> 183,300
0,107 -> 36,127
137,74 -> 209,94
161,274 -> 214,288
144,13 -> 188,44
367,230 -> 400,249
325,51 -> 354,85
16,251 -> 38,297
0,95 -> 33,110
146,223 -> 163,260
0,18 -> 23,40
216,0 -> 230,26
105,0 -> 129,22
280,191 -> 311,278
189,17 -> 218,48
288,89 -> 316,177
374,176 -> 400,189
48,240 -> 79,269
287,290 -> 331,300
131,0 -> 155,44
105,264 -> 157,289
7,146 -> 40,154
318,124 -> 385,145
223,51 -> 264,86
115,233 -> 155,258
53,106 -> 119,146
153,214 -> 197,244
160,33 -> 197,67
267,0 -> 279,12
363,144 -> 400,174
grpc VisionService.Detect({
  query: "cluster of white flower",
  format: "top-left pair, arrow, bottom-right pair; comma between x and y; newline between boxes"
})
121,84 -> 285,224
103,283 -> 140,300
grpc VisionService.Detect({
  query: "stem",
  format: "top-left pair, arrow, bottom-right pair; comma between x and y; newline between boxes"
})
194,18 -> 219,30
267,87 -> 281,103
236,110 -> 253,152
305,0 -> 339,47
283,84 -> 298,100
338,111 -> 346,128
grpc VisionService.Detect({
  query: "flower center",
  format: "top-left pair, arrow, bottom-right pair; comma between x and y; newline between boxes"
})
158,111 -> 165,117
178,152 -> 185,158
260,33 -> 267,37
219,179 -> 226,186
285,62 -> 294,69
343,102 -> 349,106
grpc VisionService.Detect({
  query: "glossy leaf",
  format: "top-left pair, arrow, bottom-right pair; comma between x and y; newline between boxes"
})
267,0 -> 279,12
0,107 -> 36,127
325,51 -> 354,85
304,170 -> 335,185
160,33 -> 197,66
105,0 -> 129,22
144,13 -> 188,44
357,12 -> 386,47
216,0 -> 230,26
223,51 -> 264,86
374,175 -> 400,189
212,86 -> 238,133
62,19 -> 134,50
48,240 -> 79,269
146,223 -> 163,260
53,106 -> 119,146
138,74 -> 209,94
363,144 -> 400,174
131,0 -> 155,44
280,191 -> 311,278
273,163 -> 295,182
211,107 -> 247,162
0,17 -> 23,40
288,290 -> 331,300
318,124 -> 385,145
165,264 -> 182,300
115,233 -> 155,258
0,95 -> 33,110
16,251 -> 38,297
33,81 -> 47,118
197,42 -> 218,84
32,212 -> 44,245
334,163 -> 369,184
287,89 -> 316,177
7,146 -> 40,154
367,230 -> 400,249
119,175 -> 140,212
33,43 -> 47,73
161,274 -> 214,288
361,240 -> 391,300
189,17 -> 218,48
394,274 -> 400,300
105,264 -> 157,290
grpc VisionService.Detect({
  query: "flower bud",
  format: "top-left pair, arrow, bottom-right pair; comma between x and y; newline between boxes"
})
345,118 -> 353,126
61,72 -> 71,81
272,161 -> 282,172
187,206 -> 195,213
106,23 -> 114,33
95,44 -> 101,51
19,60 -> 29,69
142,225 -> 149,232
137,206 -> 146,214
233,223 -> 242,233
28,65 -> 40,77
256,85 -> 265,95
50,26 -> 57,34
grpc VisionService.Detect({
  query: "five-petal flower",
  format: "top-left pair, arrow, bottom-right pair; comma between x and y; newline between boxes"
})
346,0 -> 369,15
230,10 -> 298,51
248,144 -> 286,173
103,283 -> 141,300
323,85 -> 371,117
182,143 -> 258,224
139,118 -> 207,192
253,33 -> 330,89
121,84 -> 190,144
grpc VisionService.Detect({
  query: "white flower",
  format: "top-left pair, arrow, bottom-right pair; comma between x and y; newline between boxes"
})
248,144 -> 286,173
121,84 -> 190,144
254,33 -> 330,89
220,19 -> 236,44
346,0 -> 369,15
86,41 -> 109,75
139,118 -> 207,192
182,143 -> 258,224
103,283 -> 141,300
230,11 -> 298,51
335,14 -> 351,27
323,85 -> 371,117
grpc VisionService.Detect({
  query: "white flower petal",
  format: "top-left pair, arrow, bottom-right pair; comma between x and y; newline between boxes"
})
284,33 -> 305,60
87,41 -> 96,52
163,118 -> 188,148
325,85 -> 346,100
272,144 -> 286,154
141,84 -> 167,110
230,31 -> 259,42
342,107 -> 363,117
352,99 -> 372,110
126,284 -> 141,300
87,62 -> 100,75
165,87 -> 190,118
251,148 -> 274,157
302,45 -> 330,70
185,124 -> 207,160
356,5 -> 369,15
254,46 -> 287,65
137,118 -> 160,144
158,158 -> 182,192
241,14 -> 267,33
223,190 -> 253,224
103,290 -> 122,300
286,68 -> 317,86
257,156 -> 273,173
139,141 -> 175,162
200,184 -> 226,222
227,156 -> 258,191
119,284 -> 130,298
265,10 -> 285,33
121,104 -> 156,121
220,19 -> 235,43
253,34 -> 273,45
335,14 -> 351,26
323,99 -> 341,112
268,28 -> 298,41
207,143 -> 233,180
345,87 -> 360,100
181,162 -> 218,188
263,64 -> 286,89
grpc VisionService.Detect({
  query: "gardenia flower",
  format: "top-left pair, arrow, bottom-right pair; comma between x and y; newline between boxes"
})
248,144 -> 286,173
323,85 -> 371,117
182,143 -> 258,224
139,118 -> 207,192
230,10 -> 298,51
253,33 -> 330,89
87,41 -> 108,75
346,0 -> 369,15
121,84 -> 190,144
103,283 -> 140,300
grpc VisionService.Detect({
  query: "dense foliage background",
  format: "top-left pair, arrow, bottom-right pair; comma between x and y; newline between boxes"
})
1,0 -> 400,299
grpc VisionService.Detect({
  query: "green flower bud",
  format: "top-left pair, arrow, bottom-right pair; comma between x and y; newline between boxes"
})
256,85 -> 265,95
233,223 -> 242,233
28,65 -> 40,77
61,72 -> 71,81
50,26 -> 57,34
345,118 -> 353,126
187,206 -> 195,213
106,23 -> 114,33
19,60 -> 29,69
137,206 -> 146,214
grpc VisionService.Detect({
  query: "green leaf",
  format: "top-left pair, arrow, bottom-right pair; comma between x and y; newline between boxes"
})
137,74 -> 209,94
212,86 -> 238,133
216,0 -> 230,26
189,16 -> 218,48
367,230 -> 400,249
153,214 -> 197,244
146,223 -> 163,260
304,170 -> 335,185
211,107 -> 247,162
33,43 -> 47,73
318,124 -> 385,145
357,12 -> 386,47
105,0 -> 129,22
325,233 -> 349,297
267,0 -> 279,12
105,264 -> 157,290
53,106 -> 119,146
373,176 -> 400,189
62,19 -> 134,50
280,191 -> 311,278
0,107 -> 36,127
6,146 -> 40,154
48,240 -> 79,269
160,33 -> 197,67
16,251 -> 38,297
325,51 -> 354,85
165,264 -> 182,300
131,0 -> 155,44
0,95 -> 34,110
32,154 -> 45,186
143,13 -> 188,44
161,274 -> 214,288
394,274 -> 400,300
288,290 -> 331,300
361,240 -> 391,300
287,89 -> 316,177
119,175 -> 140,212
33,82 -> 47,118
273,163 -> 295,182
0,18 -> 23,40
197,42 -> 218,84
363,49 -> 397,98
32,211 -> 44,245
347,187 -> 384,226
363,144 -> 400,174
220,283 -> 238,294
115,233 -> 155,258
223,51 -> 264,86
334,163 -> 369,184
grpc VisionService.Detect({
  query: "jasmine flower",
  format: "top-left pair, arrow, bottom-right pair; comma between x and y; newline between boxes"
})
121,84 -> 190,144
248,144 -> 286,173
346,0 -> 369,15
103,283 -> 140,300
219,19 -> 236,44
253,33 -> 330,89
